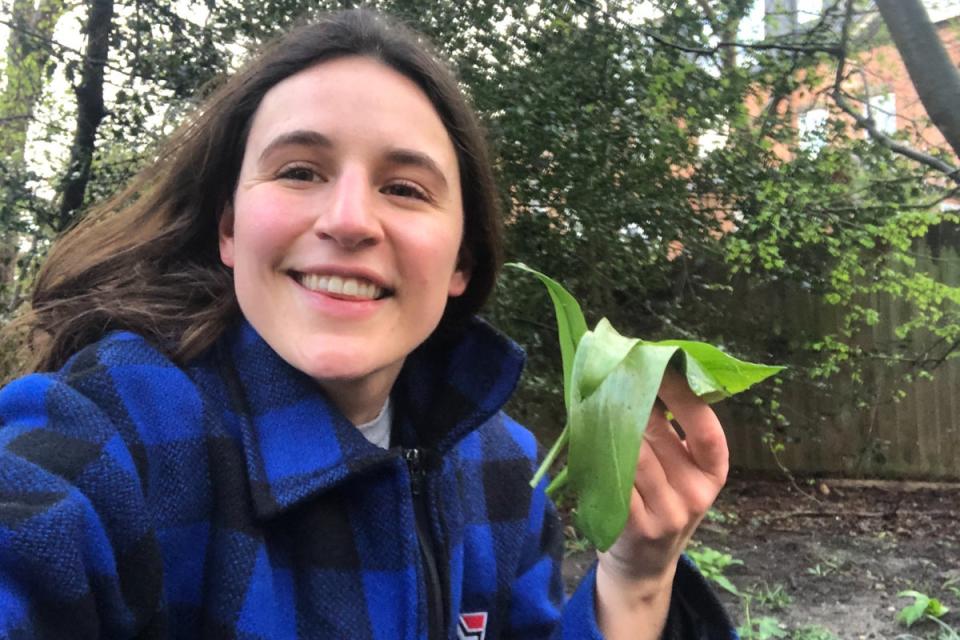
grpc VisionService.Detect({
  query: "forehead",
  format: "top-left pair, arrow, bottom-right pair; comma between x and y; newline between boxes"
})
245,56 -> 458,172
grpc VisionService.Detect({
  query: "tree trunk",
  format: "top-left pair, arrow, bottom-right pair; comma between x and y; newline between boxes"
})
0,0 -> 69,308
57,0 -> 114,231
875,0 -> 960,163
0,0 -> 68,157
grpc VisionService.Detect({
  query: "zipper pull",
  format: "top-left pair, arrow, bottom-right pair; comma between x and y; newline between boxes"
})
404,448 -> 426,495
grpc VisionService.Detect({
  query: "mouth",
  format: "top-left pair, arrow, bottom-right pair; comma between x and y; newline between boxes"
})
290,271 -> 391,301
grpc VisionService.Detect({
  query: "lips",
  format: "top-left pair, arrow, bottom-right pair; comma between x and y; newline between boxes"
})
291,271 -> 389,300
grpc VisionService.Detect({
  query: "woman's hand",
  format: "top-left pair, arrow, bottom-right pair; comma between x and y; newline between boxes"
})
594,369 -> 730,640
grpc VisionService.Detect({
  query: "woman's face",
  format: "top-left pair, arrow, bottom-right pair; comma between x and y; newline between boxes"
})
219,56 -> 469,424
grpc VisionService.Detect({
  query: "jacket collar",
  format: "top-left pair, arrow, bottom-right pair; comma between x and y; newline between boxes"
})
219,318 -> 525,520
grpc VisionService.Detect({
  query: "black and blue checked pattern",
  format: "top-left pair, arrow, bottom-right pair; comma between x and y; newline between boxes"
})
0,317 -> 736,639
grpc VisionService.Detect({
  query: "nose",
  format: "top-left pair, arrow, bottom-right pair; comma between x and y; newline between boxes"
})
313,168 -> 383,249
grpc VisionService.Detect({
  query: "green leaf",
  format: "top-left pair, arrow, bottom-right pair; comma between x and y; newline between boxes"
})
514,267 -> 784,549
754,618 -> 788,638
575,318 -> 639,399
709,574 -> 740,597
569,326 -> 678,550
506,263 -> 587,410
927,598 -> 949,618
648,339 -> 786,402
897,590 -> 930,627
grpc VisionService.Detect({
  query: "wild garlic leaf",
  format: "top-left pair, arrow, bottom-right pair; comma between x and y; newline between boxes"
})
569,331 -> 678,550
506,263 -> 587,410
644,339 -> 785,402
513,264 -> 784,551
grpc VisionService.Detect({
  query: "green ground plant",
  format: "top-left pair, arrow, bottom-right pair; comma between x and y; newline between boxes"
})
749,582 -> 793,612
897,590 -> 951,627
804,559 -> 841,578
685,544 -> 743,597
738,618 -> 788,640
895,587 -> 959,640
944,577 -> 960,602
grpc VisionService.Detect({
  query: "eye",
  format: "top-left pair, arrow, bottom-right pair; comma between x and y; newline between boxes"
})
277,165 -> 321,182
382,180 -> 430,202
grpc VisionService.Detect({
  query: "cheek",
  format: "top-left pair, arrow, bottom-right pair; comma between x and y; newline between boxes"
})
232,196 -> 304,265
408,224 -> 464,282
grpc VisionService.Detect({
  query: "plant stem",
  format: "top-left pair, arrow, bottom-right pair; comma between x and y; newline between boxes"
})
530,423 -> 569,489
546,466 -> 568,497
926,615 -> 960,640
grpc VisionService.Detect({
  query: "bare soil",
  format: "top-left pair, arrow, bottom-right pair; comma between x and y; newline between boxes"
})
562,474 -> 960,639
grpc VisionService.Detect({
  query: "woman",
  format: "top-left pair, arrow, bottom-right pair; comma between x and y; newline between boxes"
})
0,9 -> 734,639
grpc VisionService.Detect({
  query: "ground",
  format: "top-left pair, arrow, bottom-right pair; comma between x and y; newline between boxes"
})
562,474 -> 960,639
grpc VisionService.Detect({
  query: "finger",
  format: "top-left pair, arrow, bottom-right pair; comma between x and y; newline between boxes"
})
643,407 -> 722,516
656,369 -> 729,484
644,404 -> 695,486
629,439 -> 686,537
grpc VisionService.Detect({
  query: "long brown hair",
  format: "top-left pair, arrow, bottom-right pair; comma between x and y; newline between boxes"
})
13,9 -> 503,375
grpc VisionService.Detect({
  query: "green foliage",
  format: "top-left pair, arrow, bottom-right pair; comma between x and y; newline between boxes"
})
897,590 -> 951,628
686,545 -> 743,596
738,615 -> 788,640
515,264 -> 781,550
804,560 -> 841,578
749,582 -> 792,611
1,0 -> 959,473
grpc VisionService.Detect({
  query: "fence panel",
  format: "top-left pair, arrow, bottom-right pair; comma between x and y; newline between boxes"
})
726,237 -> 960,480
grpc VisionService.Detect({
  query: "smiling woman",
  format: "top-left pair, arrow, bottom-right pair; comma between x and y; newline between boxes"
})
0,8 -> 735,640
220,57 -> 469,425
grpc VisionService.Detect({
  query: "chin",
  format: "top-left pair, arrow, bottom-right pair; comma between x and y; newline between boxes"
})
287,342 -> 399,386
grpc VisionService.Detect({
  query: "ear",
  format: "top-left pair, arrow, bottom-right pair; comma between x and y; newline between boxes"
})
218,205 -> 236,268
448,265 -> 470,297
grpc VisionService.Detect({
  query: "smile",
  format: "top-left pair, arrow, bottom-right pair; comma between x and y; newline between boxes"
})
292,272 -> 386,300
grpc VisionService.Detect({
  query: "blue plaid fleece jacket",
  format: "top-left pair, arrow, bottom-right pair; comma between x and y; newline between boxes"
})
0,318 -> 735,639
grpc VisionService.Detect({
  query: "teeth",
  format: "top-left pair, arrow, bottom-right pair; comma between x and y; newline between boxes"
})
299,273 -> 383,300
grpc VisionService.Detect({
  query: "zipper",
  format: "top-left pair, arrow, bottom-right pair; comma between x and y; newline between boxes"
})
404,448 -> 446,640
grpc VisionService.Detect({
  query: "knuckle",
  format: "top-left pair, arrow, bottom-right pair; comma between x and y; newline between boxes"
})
687,485 -> 719,517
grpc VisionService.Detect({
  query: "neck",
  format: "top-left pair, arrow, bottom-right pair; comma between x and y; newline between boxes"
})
318,361 -> 403,426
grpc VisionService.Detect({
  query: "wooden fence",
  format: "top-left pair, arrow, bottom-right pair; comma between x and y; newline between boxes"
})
722,232 -> 960,480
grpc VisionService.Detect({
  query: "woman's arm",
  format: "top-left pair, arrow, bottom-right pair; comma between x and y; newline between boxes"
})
0,371 -> 161,638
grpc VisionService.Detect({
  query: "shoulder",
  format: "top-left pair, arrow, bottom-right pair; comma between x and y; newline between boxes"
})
0,333 -> 171,637
0,331 -> 212,482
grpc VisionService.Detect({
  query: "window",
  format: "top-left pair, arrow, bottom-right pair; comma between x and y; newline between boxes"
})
798,107 -> 829,151
738,0 -> 766,42
866,92 -> 896,135
698,127 -> 729,157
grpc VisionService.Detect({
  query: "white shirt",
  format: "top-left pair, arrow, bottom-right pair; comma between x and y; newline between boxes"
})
355,397 -> 392,449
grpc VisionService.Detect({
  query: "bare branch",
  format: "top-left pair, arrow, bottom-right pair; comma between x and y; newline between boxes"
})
834,91 -> 959,183
875,0 -> 960,160
570,0 -> 841,58
831,0 -> 960,185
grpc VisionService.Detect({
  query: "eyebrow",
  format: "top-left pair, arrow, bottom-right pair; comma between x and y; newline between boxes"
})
258,130 -> 332,162
383,148 -> 449,191
257,129 -> 449,191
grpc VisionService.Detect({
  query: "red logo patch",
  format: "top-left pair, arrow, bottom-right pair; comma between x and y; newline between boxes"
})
457,611 -> 488,640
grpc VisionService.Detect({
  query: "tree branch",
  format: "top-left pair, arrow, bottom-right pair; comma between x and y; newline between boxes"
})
568,0 -> 841,57
831,0 -> 960,185
875,0 -> 960,161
